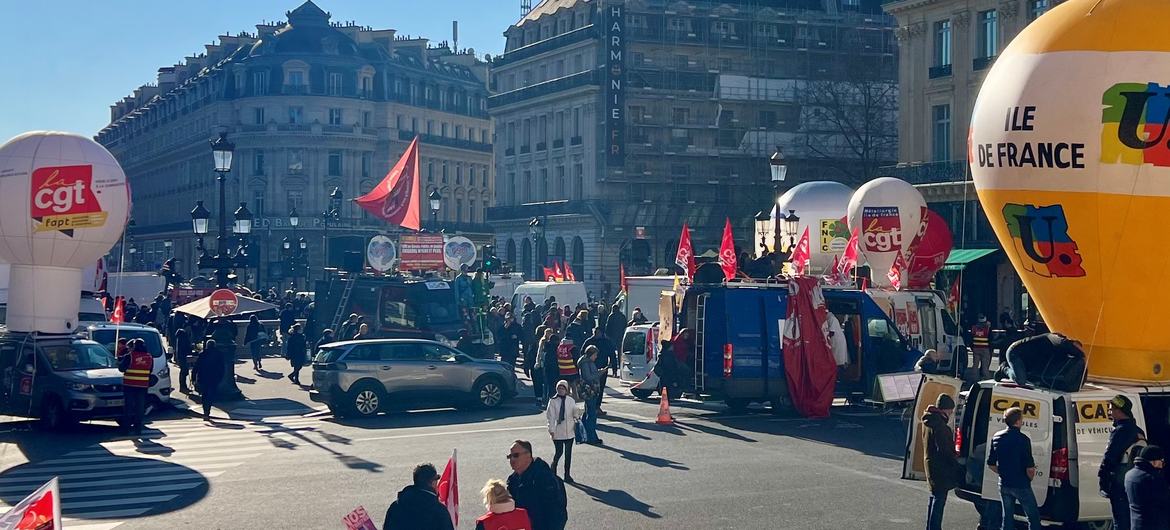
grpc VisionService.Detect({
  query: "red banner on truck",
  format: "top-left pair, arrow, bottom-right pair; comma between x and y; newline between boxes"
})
399,234 -> 445,271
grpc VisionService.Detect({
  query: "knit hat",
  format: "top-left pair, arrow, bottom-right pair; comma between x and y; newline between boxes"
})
935,393 -> 956,410
1141,445 -> 1165,463
1110,394 -> 1133,415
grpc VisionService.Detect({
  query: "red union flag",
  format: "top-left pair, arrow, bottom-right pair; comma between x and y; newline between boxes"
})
675,223 -> 695,281
789,227 -> 811,276
718,218 -> 737,281
111,297 -> 125,325
0,477 -> 61,529
355,137 -> 421,231
620,263 -> 628,293
838,227 -> 860,279
888,252 -> 907,291
437,450 -> 459,528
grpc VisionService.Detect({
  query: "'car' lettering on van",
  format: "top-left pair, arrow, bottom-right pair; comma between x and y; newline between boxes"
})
991,397 -> 1041,419
1076,400 -> 1113,423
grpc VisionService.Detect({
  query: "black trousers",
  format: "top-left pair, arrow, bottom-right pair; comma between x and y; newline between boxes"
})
123,387 -> 147,433
552,438 -> 574,477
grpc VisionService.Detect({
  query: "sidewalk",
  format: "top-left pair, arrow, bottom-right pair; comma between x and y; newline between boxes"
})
168,357 -> 327,421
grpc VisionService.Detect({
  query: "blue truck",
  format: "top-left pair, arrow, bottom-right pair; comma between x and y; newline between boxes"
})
670,281 -> 920,412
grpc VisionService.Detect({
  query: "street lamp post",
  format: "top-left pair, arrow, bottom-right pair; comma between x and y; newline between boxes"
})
288,208 -> 300,290
428,189 -> 442,230
528,217 -> 544,281
321,187 -> 342,278
754,210 -> 771,258
163,239 -> 173,258
192,133 -> 253,289
769,146 -> 788,199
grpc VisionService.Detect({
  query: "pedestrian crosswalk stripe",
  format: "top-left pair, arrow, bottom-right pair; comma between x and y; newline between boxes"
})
61,441 -> 272,459
58,482 -> 204,501
4,453 -> 263,476
27,447 -> 267,468
0,469 -> 228,494
38,494 -> 179,511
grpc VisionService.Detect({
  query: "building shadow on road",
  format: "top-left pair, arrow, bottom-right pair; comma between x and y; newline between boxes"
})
596,422 -> 651,440
325,402 -> 538,430
671,420 -> 757,443
249,418 -> 383,473
568,482 -> 661,519
701,410 -> 906,461
593,442 -> 689,470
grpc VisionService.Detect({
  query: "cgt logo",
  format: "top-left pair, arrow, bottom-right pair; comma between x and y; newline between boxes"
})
1101,82 -> 1170,166
991,396 -> 1042,420
30,165 -> 107,235
1076,400 -> 1114,423
1001,203 -> 1085,278
861,206 -> 904,253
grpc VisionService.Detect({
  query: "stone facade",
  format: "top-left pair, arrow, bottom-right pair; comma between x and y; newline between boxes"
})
96,1 -> 493,289
489,0 -> 898,300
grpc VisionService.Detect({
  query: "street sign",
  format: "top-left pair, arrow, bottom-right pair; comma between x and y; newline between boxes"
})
209,289 -> 239,317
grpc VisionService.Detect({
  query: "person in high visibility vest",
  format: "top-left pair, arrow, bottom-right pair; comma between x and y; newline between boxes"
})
969,314 -> 993,381
118,338 -> 153,435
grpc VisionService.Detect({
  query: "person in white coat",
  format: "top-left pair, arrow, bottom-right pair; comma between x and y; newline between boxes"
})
546,379 -> 578,483
827,313 -> 850,366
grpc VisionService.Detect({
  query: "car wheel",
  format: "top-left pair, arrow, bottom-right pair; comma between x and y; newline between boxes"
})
630,389 -> 654,400
474,377 -> 505,408
38,397 -> 72,431
348,383 -> 383,417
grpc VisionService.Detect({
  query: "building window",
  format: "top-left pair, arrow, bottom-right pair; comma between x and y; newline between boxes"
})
456,164 -> 463,185
539,168 -> 548,200
427,120 -> 434,135
442,162 -> 448,183
556,166 -> 566,198
252,71 -> 269,96
932,104 -> 951,161
287,70 -> 305,87
1029,0 -> 1051,20
469,201 -> 476,223
628,14 -> 647,28
251,151 -> 264,176
395,115 -> 403,130
759,110 -> 776,128
572,108 -> 581,136
360,76 -> 373,97
328,150 -> 343,176
329,108 -> 343,126
441,122 -> 449,138
253,107 -> 265,125
455,198 -> 463,223
328,73 -> 343,96
573,54 -> 583,73
934,20 -> 952,66
428,162 -> 435,182
252,190 -> 266,217
289,106 -> 304,124
288,149 -> 304,174
668,17 -> 692,32
573,164 -> 583,200
411,117 -> 418,132
523,171 -> 532,202
507,172 -> 516,204
456,125 -> 463,140
361,152 -> 372,178
481,129 -> 488,143
469,166 -> 476,187
363,111 -> 372,128
711,20 -> 736,37
287,190 -> 304,211
672,108 -> 689,125
979,10 -> 999,58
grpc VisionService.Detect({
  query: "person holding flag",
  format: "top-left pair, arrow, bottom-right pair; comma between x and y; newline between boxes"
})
383,462 -> 454,530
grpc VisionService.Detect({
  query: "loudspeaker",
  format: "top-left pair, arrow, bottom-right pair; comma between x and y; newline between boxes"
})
342,251 -> 364,272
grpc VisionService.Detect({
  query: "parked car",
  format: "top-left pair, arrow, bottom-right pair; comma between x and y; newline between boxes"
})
80,323 -> 173,413
619,323 -> 660,400
309,338 -> 517,417
0,334 -> 125,430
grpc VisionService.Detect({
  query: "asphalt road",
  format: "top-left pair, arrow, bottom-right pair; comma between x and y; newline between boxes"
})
0,375 -> 981,529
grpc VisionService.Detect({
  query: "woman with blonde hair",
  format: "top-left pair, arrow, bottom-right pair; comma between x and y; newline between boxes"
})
475,478 -> 532,530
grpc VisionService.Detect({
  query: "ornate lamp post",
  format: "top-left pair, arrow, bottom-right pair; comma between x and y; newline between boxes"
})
428,189 -> 442,230
321,187 -> 342,277
528,217 -> 545,281
192,133 -> 252,288
754,210 -> 771,258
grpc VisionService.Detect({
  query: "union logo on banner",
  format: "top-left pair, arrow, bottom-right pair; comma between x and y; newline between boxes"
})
30,165 -> 108,235
861,206 -> 904,253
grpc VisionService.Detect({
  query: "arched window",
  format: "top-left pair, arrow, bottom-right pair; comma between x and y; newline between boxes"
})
506,239 -> 517,268
631,239 -> 652,276
535,237 -> 548,271
553,237 -> 567,264
571,236 -> 585,280
521,238 -> 532,278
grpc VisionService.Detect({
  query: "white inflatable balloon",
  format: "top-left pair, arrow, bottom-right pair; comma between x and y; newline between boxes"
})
0,131 -> 130,333
846,177 -> 925,288
774,181 -> 854,274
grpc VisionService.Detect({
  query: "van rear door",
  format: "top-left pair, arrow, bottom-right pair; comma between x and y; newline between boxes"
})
903,374 -> 963,480
982,386 -> 1055,506
1070,390 -> 1146,521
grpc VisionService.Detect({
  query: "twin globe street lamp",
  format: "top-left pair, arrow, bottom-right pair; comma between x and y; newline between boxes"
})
283,207 -> 308,290
191,133 -> 253,289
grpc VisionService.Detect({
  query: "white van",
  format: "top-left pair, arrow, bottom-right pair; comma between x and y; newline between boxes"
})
619,323 -> 660,399
490,273 -> 526,301
617,276 -> 676,322
511,282 -> 588,313
865,289 -> 964,372
904,375 -> 1164,528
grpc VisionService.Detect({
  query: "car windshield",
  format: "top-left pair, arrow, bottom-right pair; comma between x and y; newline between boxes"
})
91,329 -> 165,358
79,312 -> 107,322
315,346 -> 345,363
43,343 -> 116,371
622,331 -> 646,357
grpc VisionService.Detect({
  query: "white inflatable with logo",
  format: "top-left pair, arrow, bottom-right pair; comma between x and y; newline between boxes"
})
846,177 -> 925,288
0,132 -> 130,333
774,181 -> 854,275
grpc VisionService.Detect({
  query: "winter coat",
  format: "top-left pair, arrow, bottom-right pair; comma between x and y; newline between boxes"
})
174,329 -> 192,369
245,321 -> 263,345
508,458 -> 567,530
285,332 -> 308,365
475,501 -> 532,530
194,345 -> 225,387
1101,417 -> 1145,492
546,394 -> 579,440
541,339 -> 560,377
604,310 -> 627,345
382,484 -> 454,530
564,320 -> 589,348
922,406 -> 961,492
1126,459 -> 1170,530
581,335 -> 616,372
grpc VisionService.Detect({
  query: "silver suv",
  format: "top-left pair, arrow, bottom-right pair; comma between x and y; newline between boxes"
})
309,339 -> 517,417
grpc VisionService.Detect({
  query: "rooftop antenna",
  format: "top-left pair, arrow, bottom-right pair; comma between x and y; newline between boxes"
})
521,0 -> 532,17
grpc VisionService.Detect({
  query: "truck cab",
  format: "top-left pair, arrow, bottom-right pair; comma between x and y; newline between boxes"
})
677,281 -> 919,411
315,275 -> 464,347
864,289 -> 964,372
904,376 -> 1170,528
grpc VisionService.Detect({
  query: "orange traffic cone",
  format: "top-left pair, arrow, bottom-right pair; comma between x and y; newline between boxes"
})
656,387 -> 674,425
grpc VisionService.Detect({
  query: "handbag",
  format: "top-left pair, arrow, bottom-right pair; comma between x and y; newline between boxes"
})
574,417 -> 587,443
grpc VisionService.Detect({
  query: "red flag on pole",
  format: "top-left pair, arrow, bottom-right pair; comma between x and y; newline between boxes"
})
436,450 -> 459,528
827,254 -> 842,284
887,252 -> 907,291
718,218 -> 737,281
542,266 -> 556,282
948,276 -> 961,315
620,263 -> 628,293
355,137 -> 421,231
838,227 -> 860,279
789,227 -> 811,276
553,261 -> 565,282
675,223 -> 696,281
564,261 -> 576,281
111,297 -> 125,324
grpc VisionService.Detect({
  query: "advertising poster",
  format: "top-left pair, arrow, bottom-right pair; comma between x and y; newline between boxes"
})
399,234 -> 445,270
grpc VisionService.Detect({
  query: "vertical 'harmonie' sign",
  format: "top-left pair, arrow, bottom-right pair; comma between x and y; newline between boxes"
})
606,2 -> 626,166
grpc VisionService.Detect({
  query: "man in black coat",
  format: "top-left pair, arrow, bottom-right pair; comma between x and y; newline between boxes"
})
499,312 -> 523,369
507,440 -> 567,530
1126,445 -> 1170,530
581,326 -> 618,409
383,463 -> 454,530
1101,395 -> 1146,530
604,307 -> 627,347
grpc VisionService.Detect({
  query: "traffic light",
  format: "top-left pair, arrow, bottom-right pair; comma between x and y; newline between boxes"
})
482,245 -> 500,273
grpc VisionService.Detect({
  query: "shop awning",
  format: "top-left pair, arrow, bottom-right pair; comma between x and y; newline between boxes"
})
943,248 -> 999,271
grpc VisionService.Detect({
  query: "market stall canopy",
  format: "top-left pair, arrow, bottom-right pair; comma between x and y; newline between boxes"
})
173,293 -> 276,319
942,248 -> 999,271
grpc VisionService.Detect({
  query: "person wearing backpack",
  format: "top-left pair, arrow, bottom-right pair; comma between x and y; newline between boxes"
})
1125,445 -> 1170,530
506,440 -> 568,530
1100,395 -> 1146,530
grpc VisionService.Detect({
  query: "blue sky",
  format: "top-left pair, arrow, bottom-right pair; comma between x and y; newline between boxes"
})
0,1 -> 518,142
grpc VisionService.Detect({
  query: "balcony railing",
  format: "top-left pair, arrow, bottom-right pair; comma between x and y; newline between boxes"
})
398,129 -> 492,152
488,70 -> 599,109
928,64 -> 953,79
973,56 -> 996,71
282,84 -> 309,95
493,25 -> 598,67
552,138 -> 564,149
570,136 -> 582,146
879,160 -> 969,185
